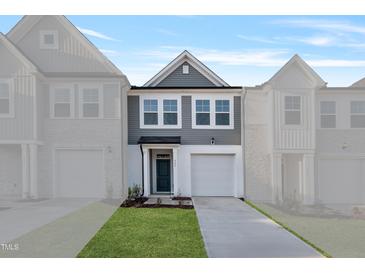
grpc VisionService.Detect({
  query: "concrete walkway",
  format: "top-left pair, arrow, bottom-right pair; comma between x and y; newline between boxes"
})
193,197 -> 322,258
0,198 -> 120,257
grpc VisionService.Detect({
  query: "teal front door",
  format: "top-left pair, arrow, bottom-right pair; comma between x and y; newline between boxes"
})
156,159 -> 171,192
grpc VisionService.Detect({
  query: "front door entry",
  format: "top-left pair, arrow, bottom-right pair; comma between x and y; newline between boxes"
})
156,159 -> 171,192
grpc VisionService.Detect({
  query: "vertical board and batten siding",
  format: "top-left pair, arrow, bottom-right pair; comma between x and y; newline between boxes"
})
273,90 -> 315,150
128,95 -> 241,145
11,16 -> 112,74
0,68 -> 35,140
156,62 -> 217,87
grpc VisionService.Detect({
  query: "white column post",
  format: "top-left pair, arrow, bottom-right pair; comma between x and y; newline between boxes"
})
29,144 -> 38,199
271,152 -> 283,203
142,148 -> 150,197
21,144 -> 30,199
302,153 -> 315,205
172,147 -> 178,197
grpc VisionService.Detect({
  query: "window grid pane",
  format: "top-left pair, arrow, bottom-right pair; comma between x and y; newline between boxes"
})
285,110 -> 301,125
321,115 -> 336,128
196,113 -> 210,125
163,99 -> 177,112
351,101 -> 365,114
83,89 -> 99,103
216,113 -> 230,125
216,100 -> 229,113
196,100 -> 210,112
0,99 -> 10,114
144,99 -> 158,112
320,101 -> 336,114
0,83 -> 9,98
285,96 -> 301,110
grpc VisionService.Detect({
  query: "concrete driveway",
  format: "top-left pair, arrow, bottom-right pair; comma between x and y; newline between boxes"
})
0,197 -> 120,257
193,197 -> 322,258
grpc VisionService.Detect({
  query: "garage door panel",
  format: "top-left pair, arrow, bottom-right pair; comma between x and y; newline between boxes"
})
191,154 -> 234,196
318,158 -> 365,204
56,149 -> 104,198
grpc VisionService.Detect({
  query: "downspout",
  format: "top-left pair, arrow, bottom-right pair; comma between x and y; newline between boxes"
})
139,144 -> 145,197
242,87 -> 248,200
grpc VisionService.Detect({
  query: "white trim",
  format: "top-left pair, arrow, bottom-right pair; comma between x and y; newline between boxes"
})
0,79 -> 15,118
79,84 -> 104,119
39,30 -> 59,50
191,94 -> 234,129
50,83 -> 75,119
144,51 -> 228,87
139,94 -> 182,129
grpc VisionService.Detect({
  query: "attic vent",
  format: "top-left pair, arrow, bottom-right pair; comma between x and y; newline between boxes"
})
182,64 -> 189,74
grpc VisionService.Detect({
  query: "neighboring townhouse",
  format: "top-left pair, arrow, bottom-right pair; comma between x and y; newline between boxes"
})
127,51 -> 244,197
0,16 -> 130,200
245,55 -> 365,207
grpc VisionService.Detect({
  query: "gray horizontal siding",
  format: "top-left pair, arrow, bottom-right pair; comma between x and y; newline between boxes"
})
128,95 -> 241,145
156,62 -> 216,87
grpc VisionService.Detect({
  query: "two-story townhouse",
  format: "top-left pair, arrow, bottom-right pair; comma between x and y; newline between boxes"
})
127,51 -> 244,197
245,54 -> 365,208
0,16 -> 130,200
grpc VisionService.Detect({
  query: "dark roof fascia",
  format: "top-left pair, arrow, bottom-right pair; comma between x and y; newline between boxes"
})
131,86 -> 242,90
138,136 -> 181,144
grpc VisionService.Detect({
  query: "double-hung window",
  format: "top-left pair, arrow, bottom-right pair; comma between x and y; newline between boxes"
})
350,101 -> 365,128
0,80 -> 13,117
196,99 -> 210,125
163,99 -> 178,125
215,100 -> 230,125
192,96 -> 234,129
140,96 -> 181,128
320,101 -> 336,128
284,95 -> 301,125
80,87 -> 102,118
51,86 -> 74,118
143,99 -> 158,125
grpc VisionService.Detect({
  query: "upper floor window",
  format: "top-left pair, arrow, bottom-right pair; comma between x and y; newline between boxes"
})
40,30 -> 59,50
163,99 -> 178,125
215,100 -> 230,125
80,86 -> 102,118
350,101 -> 365,128
320,101 -> 336,128
140,96 -> 181,128
144,99 -> 158,125
182,64 -> 189,74
196,99 -> 210,125
0,80 -> 13,117
284,95 -> 301,125
51,85 -> 74,118
192,95 -> 234,129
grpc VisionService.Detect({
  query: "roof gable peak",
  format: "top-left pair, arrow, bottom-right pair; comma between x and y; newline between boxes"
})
144,50 -> 229,87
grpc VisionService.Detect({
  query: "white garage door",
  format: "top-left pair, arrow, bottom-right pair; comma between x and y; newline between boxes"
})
318,158 -> 365,204
191,154 -> 235,196
55,149 -> 104,198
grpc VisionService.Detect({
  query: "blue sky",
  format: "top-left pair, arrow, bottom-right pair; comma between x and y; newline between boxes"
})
1,16 -> 365,86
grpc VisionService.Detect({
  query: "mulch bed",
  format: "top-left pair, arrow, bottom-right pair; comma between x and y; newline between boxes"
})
120,197 -> 193,209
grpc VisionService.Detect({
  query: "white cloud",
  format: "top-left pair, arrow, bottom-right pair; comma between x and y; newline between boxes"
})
236,35 -> 280,44
272,19 -> 365,35
77,27 -> 118,41
308,59 -> 365,67
296,36 -> 335,46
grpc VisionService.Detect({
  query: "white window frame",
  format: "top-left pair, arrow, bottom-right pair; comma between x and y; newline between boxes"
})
283,94 -> 303,127
192,94 -> 234,129
50,84 -> 75,119
79,84 -> 104,119
350,100 -> 365,129
40,30 -> 59,50
139,94 -> 182,129
320,101 -> 336,129
0,79 -> 14,118
182,64 -> 189,74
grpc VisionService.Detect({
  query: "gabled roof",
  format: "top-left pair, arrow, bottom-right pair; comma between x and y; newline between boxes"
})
7,15 -> 126,78
0,32 -> 40,73
351,77 -> 365,87
144,50 -> 229,87
265,54 -> 326,88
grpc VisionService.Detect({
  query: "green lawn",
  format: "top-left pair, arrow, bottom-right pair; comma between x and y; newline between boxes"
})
77,208 -> 207,258
251,201 -> 365,258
